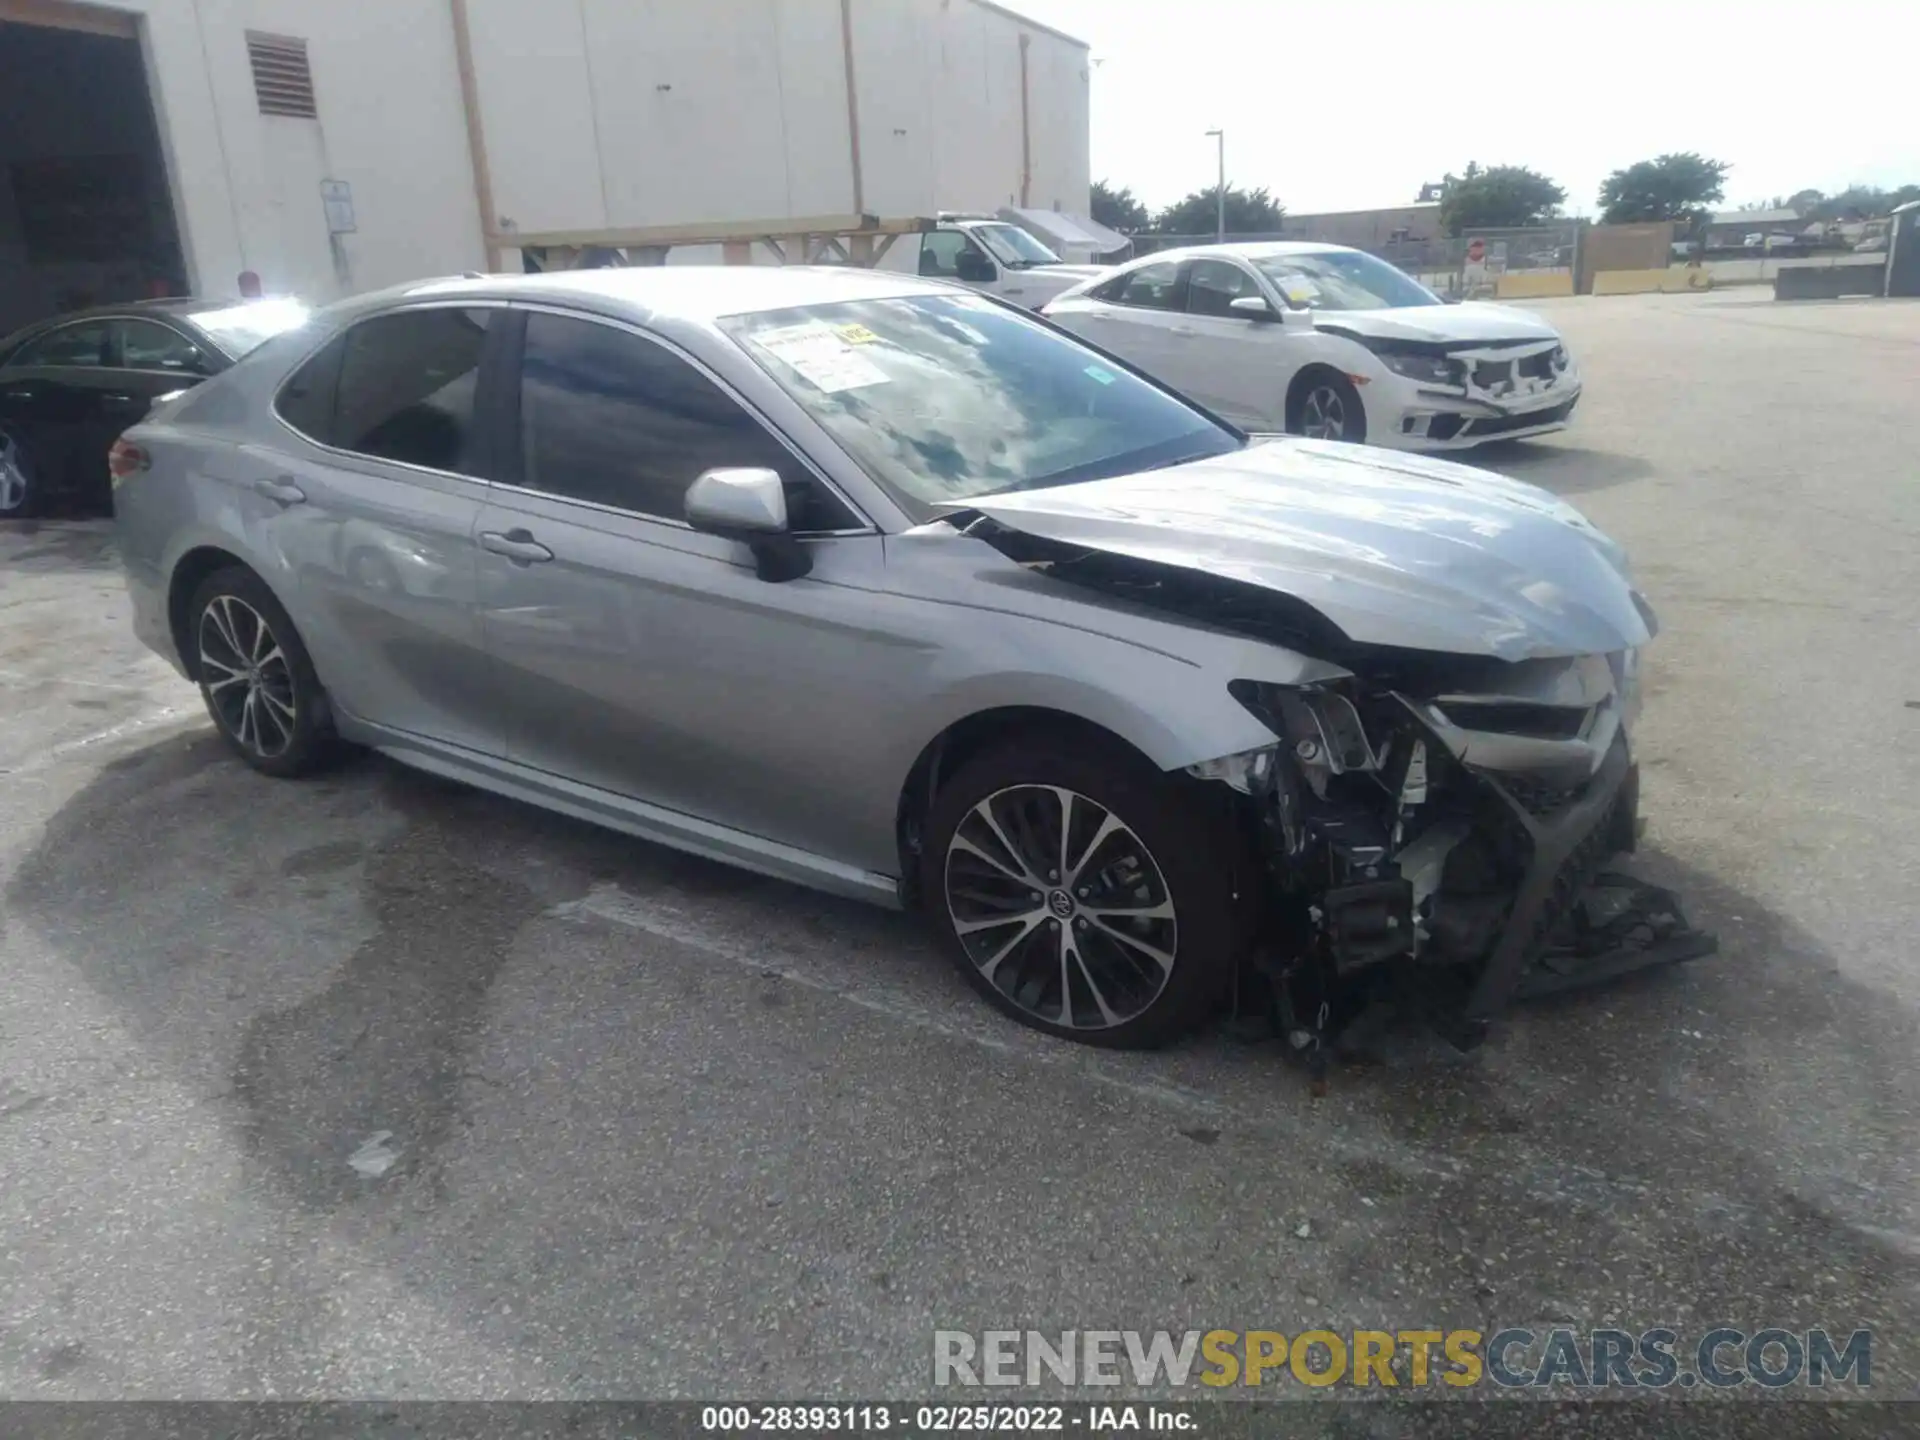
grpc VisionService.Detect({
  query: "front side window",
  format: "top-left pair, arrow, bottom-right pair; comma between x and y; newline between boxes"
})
9,321 -> 111,369
720,293 -> 1238,519
332,309 -> 491,473
1184,259 -> 1265,318
117,319 -> 208,374
1095,261 -> 1182,312
516,312 -> 853,530
1252,250 -> 1442,311
920,230 -> 987,280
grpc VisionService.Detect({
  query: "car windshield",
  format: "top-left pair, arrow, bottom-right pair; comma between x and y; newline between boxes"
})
187,298 -> 313,357
970,223 -> 1061,269
1252,250 -> 1442,311
721,293 -> 1238,517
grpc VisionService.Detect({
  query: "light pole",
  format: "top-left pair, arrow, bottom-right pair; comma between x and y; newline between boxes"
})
1205,129 -> 1225,241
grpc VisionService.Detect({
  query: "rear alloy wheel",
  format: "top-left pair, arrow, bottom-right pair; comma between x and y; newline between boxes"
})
1292,372 -> 1367,444
190,567 -> 336,776
0,430 -> 38,517
923,740 -> 1242,1048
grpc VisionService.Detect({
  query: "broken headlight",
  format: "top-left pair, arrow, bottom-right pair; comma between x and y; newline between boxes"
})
1185,746 -> 1279,795
1374,348 -> 1462,387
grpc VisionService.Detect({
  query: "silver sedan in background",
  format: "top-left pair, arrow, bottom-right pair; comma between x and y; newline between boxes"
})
111,266 -> 1699,1054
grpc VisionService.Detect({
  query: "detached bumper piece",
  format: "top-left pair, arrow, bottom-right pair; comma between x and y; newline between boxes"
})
1515,872 -> 1718,1002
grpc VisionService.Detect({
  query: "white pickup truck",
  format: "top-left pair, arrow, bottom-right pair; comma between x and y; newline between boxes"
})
879,215 -> 1113,309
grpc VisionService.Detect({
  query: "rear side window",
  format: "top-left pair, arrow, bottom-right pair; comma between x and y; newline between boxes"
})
9,321 -> 111,369
273,308 -> 491,473
275,336 -> 345,441
1094,261 -> 1183,311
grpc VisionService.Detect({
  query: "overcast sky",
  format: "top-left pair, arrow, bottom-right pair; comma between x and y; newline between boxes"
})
1008,0 -> 1917,215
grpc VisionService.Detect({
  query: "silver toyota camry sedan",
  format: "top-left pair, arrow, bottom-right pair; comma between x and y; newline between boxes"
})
112,266 -> 1710,1054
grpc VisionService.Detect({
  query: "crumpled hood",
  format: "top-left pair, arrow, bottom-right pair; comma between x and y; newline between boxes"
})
947,438 -> 1655,662
1313,300 -> 1561,348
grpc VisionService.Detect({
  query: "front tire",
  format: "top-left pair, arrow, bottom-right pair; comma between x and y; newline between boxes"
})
1289,371 -> 1368,444
189,567 -> 337,777
0,429 -> 41,518
921,736 -> 1244,1049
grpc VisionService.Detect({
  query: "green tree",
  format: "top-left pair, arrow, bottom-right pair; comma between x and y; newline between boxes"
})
1438,163 -> 1567,236
1152,185 -> 1284,237
1597,153 -> 1730,225
1807,184 -> 1920,221
1089,180 -> 1150,233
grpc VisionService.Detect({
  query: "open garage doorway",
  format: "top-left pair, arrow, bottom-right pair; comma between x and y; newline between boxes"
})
0,3 -> 187,337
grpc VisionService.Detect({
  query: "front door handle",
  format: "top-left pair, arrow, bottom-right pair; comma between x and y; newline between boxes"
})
253,476 -> 306,505
480,528 -> 554,564
1169,325 -> 1197,337
102,392 -> 138,405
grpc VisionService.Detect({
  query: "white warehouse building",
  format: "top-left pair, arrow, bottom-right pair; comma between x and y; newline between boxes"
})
0,0 -> 1091,334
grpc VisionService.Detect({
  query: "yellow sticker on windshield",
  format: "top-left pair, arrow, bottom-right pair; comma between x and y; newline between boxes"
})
835,324 -> 880,345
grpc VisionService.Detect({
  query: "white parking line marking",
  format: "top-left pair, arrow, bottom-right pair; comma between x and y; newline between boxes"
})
0,707 -> 194,777
0,665 -> 159,694
545,881 -> 1452,1181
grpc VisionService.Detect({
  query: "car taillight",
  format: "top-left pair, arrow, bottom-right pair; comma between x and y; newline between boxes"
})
109,439 -> 150,484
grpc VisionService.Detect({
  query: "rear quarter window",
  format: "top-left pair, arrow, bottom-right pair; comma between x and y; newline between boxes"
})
273,335 -> 346,443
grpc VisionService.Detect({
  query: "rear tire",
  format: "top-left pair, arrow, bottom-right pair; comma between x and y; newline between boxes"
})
1288,370 -> 1368,444
920,735 -> 1244,1049
0,429 -> 41,518
188,566 -> 338,777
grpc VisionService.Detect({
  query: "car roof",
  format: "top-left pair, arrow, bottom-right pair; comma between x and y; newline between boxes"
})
1122,241 -> 1362,268
0,295 -> 291,349
390,265 -> 955,324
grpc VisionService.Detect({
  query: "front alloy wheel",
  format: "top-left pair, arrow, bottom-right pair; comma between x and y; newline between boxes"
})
945,784 -> 1180,1031
924,737 -> 1245,1048
199,594 -> 297,759
1299,384 -> 1351,440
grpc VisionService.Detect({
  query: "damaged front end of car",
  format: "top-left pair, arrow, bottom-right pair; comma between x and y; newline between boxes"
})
1198,659 -> 1713,1065
960,509 -> 1716,1063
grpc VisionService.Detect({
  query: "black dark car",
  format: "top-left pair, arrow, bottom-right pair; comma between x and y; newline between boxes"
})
0,296 -> 310,517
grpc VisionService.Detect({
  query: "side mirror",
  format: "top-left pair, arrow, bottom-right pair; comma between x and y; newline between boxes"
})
954,249 -> 997,283
1229,294 -> 1279,322
685,467 -> 812,582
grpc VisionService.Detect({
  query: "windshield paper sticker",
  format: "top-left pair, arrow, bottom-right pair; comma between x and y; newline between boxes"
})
1083,365 -> 1117,385
754,325 -> 889,393
834,323 -> 880,345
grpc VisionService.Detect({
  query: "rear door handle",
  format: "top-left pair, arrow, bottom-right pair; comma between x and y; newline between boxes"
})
102,392 -> 138,405
253,476 -> 306,505
1170,325 -> 1197,337
480,528 -> 554,564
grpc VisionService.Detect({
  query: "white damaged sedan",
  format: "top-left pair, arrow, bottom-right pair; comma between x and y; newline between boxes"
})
1042,241 -> 1580,450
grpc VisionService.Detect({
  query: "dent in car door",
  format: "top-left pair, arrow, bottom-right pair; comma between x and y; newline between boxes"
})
259,307 -> 504,755
476,309 -> 909,868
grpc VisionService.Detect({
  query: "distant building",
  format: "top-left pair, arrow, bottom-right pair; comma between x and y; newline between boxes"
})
0,0 -> 1090,334
1704,208 -> 1802,247
1279,202 -> 1444,250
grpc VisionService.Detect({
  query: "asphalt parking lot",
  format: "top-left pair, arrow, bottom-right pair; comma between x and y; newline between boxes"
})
2,290 -> 1916,1409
